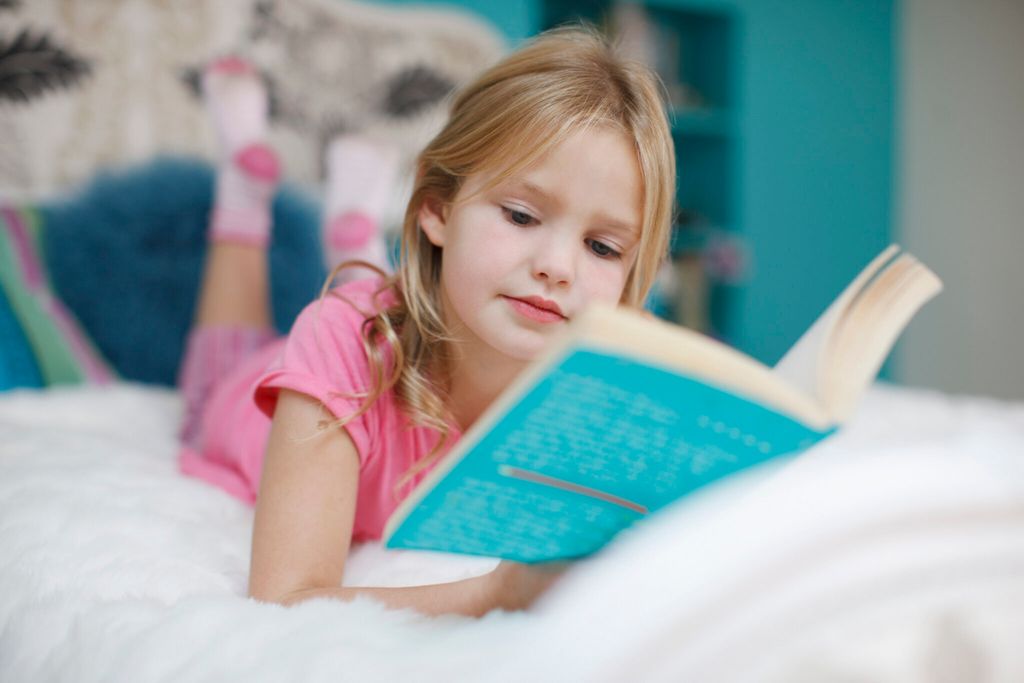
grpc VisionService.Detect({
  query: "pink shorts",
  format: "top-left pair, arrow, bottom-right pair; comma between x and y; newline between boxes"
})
177,327 -> 283,504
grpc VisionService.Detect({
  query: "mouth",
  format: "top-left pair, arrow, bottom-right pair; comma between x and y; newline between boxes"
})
502,295 -> 568,323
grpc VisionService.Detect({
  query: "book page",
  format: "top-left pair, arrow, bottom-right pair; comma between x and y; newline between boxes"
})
826,256 -> 942,419
773,245 -> 902,401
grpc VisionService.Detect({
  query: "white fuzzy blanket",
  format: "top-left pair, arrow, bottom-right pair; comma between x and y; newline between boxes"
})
2,383 -> 1023,681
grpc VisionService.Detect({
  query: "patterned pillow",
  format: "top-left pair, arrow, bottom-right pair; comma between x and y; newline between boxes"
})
0,0 -> 505,231
0,204 -> 115,391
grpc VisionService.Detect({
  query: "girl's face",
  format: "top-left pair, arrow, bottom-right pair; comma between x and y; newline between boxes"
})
418,126 -> 643,364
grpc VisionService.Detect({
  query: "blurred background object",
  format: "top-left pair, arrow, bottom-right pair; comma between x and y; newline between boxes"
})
898,0 -> 1024,402
1,0 -> 1021,400
0,0 -> 505,223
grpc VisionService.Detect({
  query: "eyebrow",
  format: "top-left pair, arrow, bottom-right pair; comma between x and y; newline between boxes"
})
504,179 -> 640,237
506,179 -> 558,206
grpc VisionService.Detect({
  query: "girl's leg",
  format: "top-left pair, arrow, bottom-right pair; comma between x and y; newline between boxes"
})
179,57 -> 280,449
321,134 -> 401,282
196,56 -> 278,327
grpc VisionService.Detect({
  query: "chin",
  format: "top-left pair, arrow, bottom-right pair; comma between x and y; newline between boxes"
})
488,329 -> 556,363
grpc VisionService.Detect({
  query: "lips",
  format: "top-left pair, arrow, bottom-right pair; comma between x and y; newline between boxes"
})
503,295 -> 567,323
516,296 -> 565,317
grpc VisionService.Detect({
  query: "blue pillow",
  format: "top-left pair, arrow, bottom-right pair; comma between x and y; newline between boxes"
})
39,156 -> 327,386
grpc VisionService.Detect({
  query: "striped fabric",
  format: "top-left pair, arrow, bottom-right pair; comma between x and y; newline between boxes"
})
0,283 -> 43,389
0,204 -> 115,390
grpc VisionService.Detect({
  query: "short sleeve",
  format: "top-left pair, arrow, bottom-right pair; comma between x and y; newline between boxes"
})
253,280 -> 392,467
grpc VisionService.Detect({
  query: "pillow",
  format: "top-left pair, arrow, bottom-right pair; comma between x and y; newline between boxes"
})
0,204 -> 114,391
38,156 -> 326,386
1,0 -> 505,223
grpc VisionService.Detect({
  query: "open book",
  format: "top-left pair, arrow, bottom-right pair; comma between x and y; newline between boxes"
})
384,245 -> 943,563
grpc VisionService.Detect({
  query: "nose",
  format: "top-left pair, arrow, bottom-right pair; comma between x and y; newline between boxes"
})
532,233 -> 576,286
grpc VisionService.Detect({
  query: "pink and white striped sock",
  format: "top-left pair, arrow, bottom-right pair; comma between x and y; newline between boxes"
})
322,135 -> 400,281
203,57 -> 280,247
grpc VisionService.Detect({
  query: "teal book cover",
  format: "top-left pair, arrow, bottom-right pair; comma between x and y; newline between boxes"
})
385,346 -> 829,563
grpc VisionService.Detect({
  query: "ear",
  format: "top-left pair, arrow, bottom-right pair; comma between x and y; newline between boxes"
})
417,195 -> 447,248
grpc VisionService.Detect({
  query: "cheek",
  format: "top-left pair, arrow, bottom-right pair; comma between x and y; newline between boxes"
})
447,217 -> 520,276
440,227 -> 510,295
583,260 -> 631,302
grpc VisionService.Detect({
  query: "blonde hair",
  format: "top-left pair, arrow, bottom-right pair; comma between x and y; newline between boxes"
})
328,25 -> 676,490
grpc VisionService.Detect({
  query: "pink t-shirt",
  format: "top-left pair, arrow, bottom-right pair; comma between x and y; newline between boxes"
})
180,279 -> 459,541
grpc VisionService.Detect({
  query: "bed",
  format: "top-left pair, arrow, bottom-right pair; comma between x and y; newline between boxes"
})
1,381 -> 1022,681
5,1 -> 1021,677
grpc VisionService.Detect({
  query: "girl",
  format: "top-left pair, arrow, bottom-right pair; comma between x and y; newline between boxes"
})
179,26 -> 676,617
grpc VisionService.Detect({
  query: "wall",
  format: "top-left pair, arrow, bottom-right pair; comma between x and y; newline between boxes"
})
725,0 -> 895,367
368,0 -> 536,42
898,0 -> 1024,400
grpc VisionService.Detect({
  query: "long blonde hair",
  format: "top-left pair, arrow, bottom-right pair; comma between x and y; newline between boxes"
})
330,25 -> 676,489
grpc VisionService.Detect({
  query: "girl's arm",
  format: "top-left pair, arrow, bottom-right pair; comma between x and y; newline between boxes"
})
248,389 -> 560,617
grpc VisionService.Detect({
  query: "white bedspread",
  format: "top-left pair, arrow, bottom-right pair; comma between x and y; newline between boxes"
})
1,382 -> 1023,681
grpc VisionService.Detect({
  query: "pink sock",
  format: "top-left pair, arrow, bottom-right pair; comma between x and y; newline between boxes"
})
203,57 -> 280,247
322,135 -> 400,281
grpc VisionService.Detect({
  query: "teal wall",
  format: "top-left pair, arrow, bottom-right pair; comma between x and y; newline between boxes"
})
369,0 -> 536,42
725,0 -> 895,365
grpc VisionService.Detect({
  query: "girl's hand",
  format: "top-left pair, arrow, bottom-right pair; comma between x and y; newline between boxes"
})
487,559 -> 569,612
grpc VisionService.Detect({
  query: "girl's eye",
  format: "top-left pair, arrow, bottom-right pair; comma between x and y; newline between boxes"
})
502,207 -> 535,227
586,238 -> 621,259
